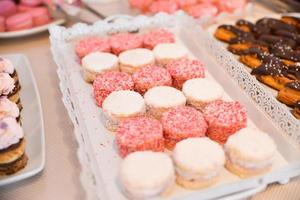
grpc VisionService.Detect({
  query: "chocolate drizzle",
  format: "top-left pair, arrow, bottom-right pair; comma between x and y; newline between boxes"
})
295,101 -> 300,109
219,25 -> 255,44
286,81 -> 300,91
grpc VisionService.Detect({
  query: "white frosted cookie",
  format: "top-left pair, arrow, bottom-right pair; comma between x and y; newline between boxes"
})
182,78 -> 224,111
224,128 -> 277,178
144,86 -> 186,119
120,151 -> 175,199
153,43 -> 188,65
102,90 -> 145,131
81,52 -> 119,83
173,137 -> 225,189
119,48 -> 155,74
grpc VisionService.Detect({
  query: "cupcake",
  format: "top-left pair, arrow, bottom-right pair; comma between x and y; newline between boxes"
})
143,29 -> 175,49
119,151 -> 175,199
173,137 -> 225,189
0,117 -> 28,175
225,128 -> 277,178
93,71 -> 134,107
161,106 -> 208,149
81,52 -> 119,83
0,73 -> 21,107
144,86 -> 186,119
0,57 -> 18,83
132,64 -> 172,94
203,100 -> 247,144
102,90 -> 145,131
116,116 -> 164,157
119,48 -> 155,74
109,33 -> 143,55
153,43 -> 188,66
0,97 -> 20,122
182,78 -> 224,111
166,58 -> 206,89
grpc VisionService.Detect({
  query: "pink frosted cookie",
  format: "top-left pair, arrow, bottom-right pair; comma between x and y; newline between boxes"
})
128,0 -> 153,11
0,0 -> 17,17
148,0 -> 179,14
203,100 -> 247,144
184,3 -> 218,18
143,29 -> 175,49
27,7 -> 51,26
216,0 -> 247,13
75,37 -> 111,59
109,33 -> 143,55
0,17 -> 5,32
93,71 -> 134,107
6,12 -> 33,31
116,116 -> 164,158
20,0 -> 42,7
161,106 -> 207,149
175,0 -> 198,8
132,65 -> 172,94
166,58 -> 205,89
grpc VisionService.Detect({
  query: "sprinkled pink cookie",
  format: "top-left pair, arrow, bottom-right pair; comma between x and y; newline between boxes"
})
5,12 -> 33,32
75,37 -> 111,59
93,71 -> 134,107
27,7 -> 51,26
148,0 -> 179,14
116,116 -> 164,158
128,0 -> 153,11
0,17 -> 5,32
109,33 -> 143,55
143,29 -> 175,49
175,0 -> 198,8
161,106 -> 207,149
184,3 -> 218,18
216,0 -> 247,13
0,0 -> 17,17
166,58 -> 205,89
132,65 -> 172,94
203,100 -> 247,144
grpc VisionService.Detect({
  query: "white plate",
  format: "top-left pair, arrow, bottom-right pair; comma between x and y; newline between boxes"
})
0,54 -> 45,186
0,19 -> 65,39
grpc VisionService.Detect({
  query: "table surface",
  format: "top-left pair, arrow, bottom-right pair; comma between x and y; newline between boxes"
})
0,1 -> 300,200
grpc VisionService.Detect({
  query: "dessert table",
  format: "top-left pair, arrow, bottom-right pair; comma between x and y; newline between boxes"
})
0,1 -> 300,200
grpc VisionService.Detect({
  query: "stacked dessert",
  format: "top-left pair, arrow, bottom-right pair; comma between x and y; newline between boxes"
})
0,0 -> 52,32
214,16 -> 300,119
127,0 -> 248,19
0,57 -> 27,175
74,29 -> 277,199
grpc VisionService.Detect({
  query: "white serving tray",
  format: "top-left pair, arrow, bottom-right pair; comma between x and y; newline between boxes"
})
50,13 -> 300,200
0,54 -> 45,186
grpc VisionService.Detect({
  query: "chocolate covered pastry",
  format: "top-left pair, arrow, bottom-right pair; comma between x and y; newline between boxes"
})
277,81 -> 300,106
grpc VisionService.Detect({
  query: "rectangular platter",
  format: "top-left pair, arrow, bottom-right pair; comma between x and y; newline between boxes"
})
0,54 -> 45,186
50,13 -> 300,200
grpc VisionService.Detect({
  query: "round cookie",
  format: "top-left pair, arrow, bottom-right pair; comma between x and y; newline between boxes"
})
144,86 -> 186,119
148,0 -> 179,14
153,43 -> 188,66
109,33 -> 143,55
75,37 -> 111,59
143,29 -> 175,49
120,151 -> 175,199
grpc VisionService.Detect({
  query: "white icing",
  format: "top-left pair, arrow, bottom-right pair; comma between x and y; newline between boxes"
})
0,58 -> 15,74
173,137 -> 225,174
81,52 -> 118,73
119,48 -> 155,68
0,117 -> 23,150
182,78 -> 224,103
153,43 -> 188,61
225,128 -> 277,163
102,90 -> 145,117
120,151 -> 175,198
144,86 -> 186,108
0,97 -> 19,119
176,166 -> 220,181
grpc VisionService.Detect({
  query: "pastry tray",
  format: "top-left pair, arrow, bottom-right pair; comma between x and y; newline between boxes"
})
49,13 -> 300,200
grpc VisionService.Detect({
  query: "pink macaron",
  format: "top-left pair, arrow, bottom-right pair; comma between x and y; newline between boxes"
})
0,16 -> 6,32
17,4 -> 36,12
6,12 -> 33,31
20,0 -> 43,7
27,7 -> 51,26
0,0 -> 17,17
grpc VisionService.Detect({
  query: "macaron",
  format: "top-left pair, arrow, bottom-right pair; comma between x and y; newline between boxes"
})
119,48 -> 155,74
119,151 -> 175,199
20,0 -> 43,7
144,86 -> 186,119
0,16 -> 5,32
182,78 -> 224,111
27,7 -> 51,26
102,90 -> 145,132
153,43 -> 188,66
6,12 -> 33,32
0,0 -> 17,17
225,128 -> 277,178
173,137 -> 225,189
81,52 -> 119,83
